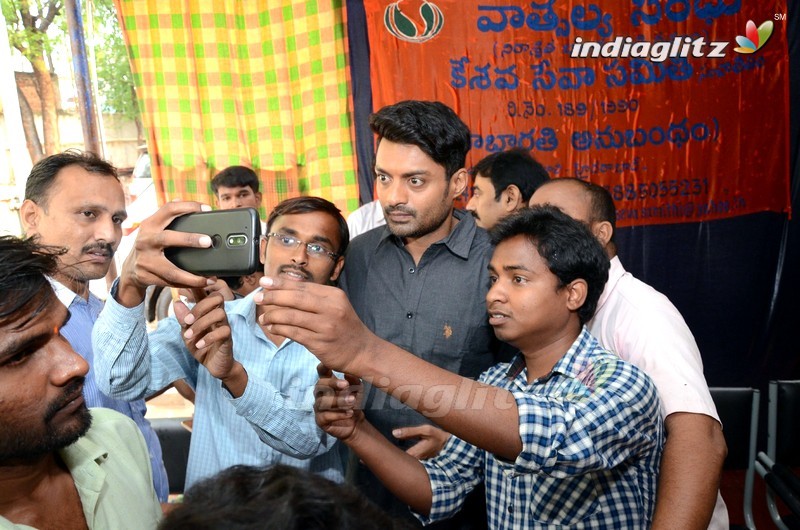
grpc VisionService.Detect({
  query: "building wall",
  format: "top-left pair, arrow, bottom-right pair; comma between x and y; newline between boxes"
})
0,111 -> 142,236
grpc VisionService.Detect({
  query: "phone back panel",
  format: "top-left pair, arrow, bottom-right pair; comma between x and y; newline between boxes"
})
164,208 -> 261,276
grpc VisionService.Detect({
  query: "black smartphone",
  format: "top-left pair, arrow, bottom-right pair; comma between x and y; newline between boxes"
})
164,208 -> 261,276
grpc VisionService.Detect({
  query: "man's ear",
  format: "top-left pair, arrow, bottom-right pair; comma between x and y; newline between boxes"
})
254,191 -> 263,205
564,278 -> 588,314
259,236 -> 267,265
591,221 -> 614,250
449,168 -> 468,199
502,185 -> 524,212
19,199 -> 42,236
329,256 -> 345,283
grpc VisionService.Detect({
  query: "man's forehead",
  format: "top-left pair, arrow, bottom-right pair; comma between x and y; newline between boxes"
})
473,173 -> 495,191
271,211 -> 338,237
375,141 -> 445,175
217,185 -> 253,195
48,166 -> 122,199
0,295 -> 66,354
531,182 -> 592,221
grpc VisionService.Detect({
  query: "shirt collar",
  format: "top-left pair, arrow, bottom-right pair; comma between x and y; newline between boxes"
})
48,277 -> 81,308
505,327 -> 600,383
594,256 -> 625,314
378,209 -> 478,260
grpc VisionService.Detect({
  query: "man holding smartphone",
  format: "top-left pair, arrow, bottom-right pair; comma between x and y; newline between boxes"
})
92,196 -> 349,490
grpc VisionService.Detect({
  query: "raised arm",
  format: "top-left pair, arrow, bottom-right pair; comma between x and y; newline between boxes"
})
256,277 -> 523,459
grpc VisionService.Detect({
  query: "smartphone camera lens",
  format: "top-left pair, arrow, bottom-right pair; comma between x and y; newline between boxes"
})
227,234 -> 248,247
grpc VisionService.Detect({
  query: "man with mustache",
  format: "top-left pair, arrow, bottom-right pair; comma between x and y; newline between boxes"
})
92,197 -> 349,490
0,236 -> 161,529
338,100 -> 501,527
19,150 -> 169,502
464,148 -> 550,230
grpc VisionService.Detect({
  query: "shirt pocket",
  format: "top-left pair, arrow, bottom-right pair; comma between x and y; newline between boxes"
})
528,474 -> 601,524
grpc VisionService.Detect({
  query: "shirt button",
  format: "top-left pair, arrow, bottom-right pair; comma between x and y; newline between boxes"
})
409,267 -> 415,273
507,505 -> 513,514
406,312 -> 413,319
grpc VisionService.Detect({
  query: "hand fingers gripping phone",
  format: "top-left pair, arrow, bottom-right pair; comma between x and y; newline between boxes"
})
165,208 -> 261,276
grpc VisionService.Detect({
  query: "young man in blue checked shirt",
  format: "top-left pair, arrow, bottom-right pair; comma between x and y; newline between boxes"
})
258,206 -> 665,528
92,196 -> 349,490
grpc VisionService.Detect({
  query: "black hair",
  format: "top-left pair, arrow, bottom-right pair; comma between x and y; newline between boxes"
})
266,196 -> 350,257
211,166 -> 260,195
158,464 -> 412,530
489,206 -> 609,324
369,100 -> 471,179
0,236 -> 65,329
25,150 -> 118,208
470,148 -> 550,202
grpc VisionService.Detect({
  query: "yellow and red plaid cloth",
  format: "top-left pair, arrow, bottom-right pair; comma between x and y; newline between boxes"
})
115,0 -> 359,214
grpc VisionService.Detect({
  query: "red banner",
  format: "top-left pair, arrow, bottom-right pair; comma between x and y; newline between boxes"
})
363,0 -> 790,226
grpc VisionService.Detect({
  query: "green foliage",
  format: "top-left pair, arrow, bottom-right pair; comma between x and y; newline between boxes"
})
1,0 -> 66,63
90,0 -> 139,119
1,0 -> 139,120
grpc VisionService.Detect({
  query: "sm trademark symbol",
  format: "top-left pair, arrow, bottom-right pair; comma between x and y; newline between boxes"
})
774,13 -> 786,21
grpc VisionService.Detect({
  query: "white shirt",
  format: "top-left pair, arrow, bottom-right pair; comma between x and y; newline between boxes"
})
346,200 -> 385,239
588,256 -> 727,529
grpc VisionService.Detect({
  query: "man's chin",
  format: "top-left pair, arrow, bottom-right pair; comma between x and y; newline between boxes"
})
52,405 -> 92,448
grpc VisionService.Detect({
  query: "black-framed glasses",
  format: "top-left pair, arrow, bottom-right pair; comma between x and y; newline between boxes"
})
264,233 -> 338,261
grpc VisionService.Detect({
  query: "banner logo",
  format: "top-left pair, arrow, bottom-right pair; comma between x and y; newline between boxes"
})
384,1 -> 444,43
734,20 -> 774,54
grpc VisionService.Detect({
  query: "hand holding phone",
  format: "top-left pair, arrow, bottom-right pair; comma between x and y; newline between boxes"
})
116,201 -> 214,309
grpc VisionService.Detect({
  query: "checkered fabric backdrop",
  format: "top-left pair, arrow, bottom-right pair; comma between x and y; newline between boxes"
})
115,0 -> 360,214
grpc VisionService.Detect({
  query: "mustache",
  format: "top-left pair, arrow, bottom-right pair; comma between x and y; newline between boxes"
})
278,265 -> 312,280
44,378 -> 86,423
81,242 -> 115,257
384,205 -> 416,216
470,210 -> 480,220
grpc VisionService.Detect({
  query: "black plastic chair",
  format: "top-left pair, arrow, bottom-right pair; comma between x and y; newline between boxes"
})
763,380 -> 800,529
710,387 -> 760,530
151,417 -> 192,494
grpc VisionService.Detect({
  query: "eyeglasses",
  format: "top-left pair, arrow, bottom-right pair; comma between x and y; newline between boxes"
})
264,233 -> 339,261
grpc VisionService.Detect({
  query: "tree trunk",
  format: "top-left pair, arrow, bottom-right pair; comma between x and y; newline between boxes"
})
16,86 -> 44,162
31,54 -> 60,155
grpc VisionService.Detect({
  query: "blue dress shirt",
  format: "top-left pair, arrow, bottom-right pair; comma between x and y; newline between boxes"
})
91,283 -> 344,489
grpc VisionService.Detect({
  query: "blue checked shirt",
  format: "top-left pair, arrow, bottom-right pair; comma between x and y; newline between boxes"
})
50,280 -> 169,502
418,328 -> 664,529
92,283 -> 345,489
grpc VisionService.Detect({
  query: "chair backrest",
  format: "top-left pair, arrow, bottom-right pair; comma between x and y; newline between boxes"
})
150,417 -> 192,494
710,387 -> 760,530
768,380 -> 800,467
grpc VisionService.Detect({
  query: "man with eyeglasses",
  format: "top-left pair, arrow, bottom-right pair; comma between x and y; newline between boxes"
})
91,197 -> 349,490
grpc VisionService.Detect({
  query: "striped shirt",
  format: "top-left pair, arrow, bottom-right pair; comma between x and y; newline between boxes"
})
419,328 -> 664,529
92,283 -> 345,489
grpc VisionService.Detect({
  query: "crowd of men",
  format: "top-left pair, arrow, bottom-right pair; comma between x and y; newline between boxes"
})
0,100 -> 725,530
